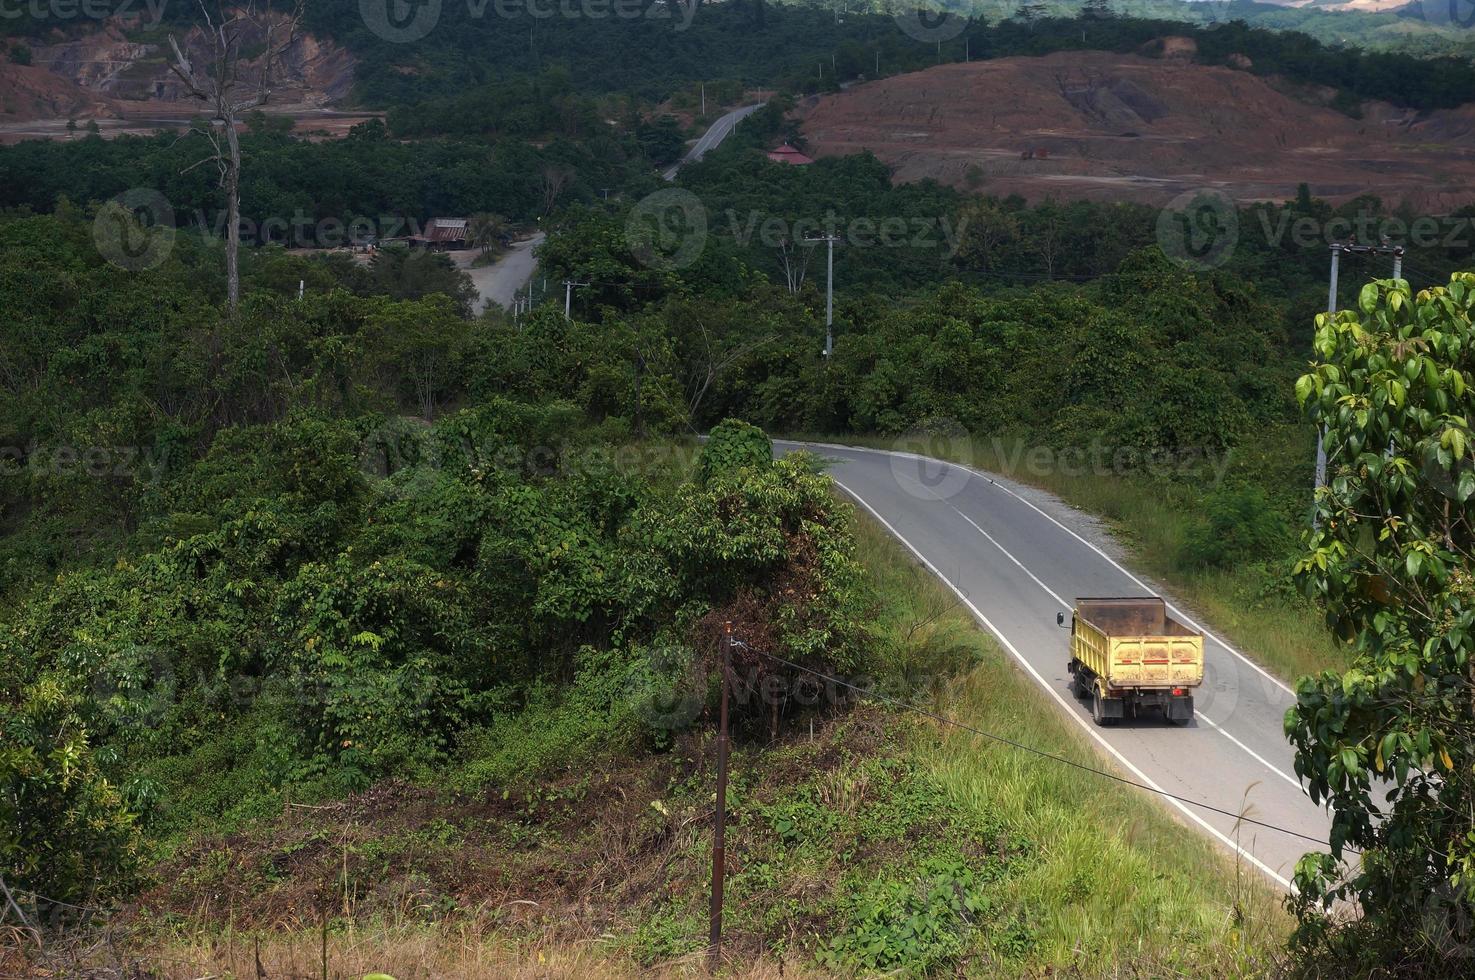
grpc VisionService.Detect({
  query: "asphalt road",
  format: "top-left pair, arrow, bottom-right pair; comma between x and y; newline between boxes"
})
774,439 -> 1336,890
662,104 -> 766,180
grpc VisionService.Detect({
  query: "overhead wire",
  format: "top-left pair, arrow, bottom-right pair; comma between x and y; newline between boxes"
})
735,641 -> 1356,854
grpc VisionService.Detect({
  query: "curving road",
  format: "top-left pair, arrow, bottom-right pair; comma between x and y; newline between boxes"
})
775,439 -> 1338,890
662,104 -> 766,181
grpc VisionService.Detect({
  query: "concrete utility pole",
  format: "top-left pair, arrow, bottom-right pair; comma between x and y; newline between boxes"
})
1314,241 -> 1406,510
563,279 -> 589,319
708,622 -> 733,971
804,231 -> 842,356
1314,243 -> 1340,497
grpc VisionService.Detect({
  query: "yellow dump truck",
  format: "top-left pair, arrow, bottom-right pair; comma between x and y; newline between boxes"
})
1057,598 -> 1203,726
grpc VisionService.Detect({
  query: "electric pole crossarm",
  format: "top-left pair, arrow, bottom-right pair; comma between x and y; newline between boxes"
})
563,279 -> 590,319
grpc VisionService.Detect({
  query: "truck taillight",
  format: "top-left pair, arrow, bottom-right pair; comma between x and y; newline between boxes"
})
1171,688 -> 1184,696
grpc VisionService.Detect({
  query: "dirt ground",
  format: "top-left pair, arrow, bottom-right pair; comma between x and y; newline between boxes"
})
795,51 -> 1475,210
0,17 -> 368,145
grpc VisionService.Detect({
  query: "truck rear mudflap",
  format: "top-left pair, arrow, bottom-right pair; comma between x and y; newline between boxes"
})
1116,687 -> 1194,725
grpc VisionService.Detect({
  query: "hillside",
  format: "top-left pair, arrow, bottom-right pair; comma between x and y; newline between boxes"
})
0,18 -> 359,142
795,51 -> 1475,209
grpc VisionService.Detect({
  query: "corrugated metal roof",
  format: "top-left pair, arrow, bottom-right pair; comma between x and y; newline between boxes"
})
424,217 -> 468,242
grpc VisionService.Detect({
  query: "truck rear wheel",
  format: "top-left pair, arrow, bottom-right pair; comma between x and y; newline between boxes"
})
1092,689 -> 1116,726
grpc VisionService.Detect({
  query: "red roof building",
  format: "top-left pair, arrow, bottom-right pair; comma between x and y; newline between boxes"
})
766,144 -> 814,165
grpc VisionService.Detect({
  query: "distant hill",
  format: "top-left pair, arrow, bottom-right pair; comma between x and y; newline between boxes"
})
797,50 -> 1475,210
4,2 -> 1474,140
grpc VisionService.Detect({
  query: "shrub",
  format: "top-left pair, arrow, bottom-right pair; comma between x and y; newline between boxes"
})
695,418 -> 772,485
1180,486 -> 1291,570
0,680 -> 140,909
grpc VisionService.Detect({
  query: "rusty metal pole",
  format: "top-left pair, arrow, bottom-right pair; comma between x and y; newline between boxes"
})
708,621 -> 733,972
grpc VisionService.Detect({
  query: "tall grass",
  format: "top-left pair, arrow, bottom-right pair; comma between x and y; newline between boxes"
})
856,516 -> 1292,975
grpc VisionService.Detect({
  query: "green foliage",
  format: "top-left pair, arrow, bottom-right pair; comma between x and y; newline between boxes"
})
290,2 -> 1475,112
1181,486 -> 1291,570
1288,272 -> 1475,969
453,647 -> 647,788
0,209 -> 872,859
0,679 -> 140,907
819,857 -> 994,975
695,418 -> 772,485
0,122 -> 654,229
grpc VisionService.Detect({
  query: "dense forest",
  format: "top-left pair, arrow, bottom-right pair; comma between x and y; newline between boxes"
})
7,0 -> 1475,970
334,8 -> 1475,116
6,2 -> 1475,115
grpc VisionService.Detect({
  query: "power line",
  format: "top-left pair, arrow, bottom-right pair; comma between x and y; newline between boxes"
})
740,643 -> 1350,853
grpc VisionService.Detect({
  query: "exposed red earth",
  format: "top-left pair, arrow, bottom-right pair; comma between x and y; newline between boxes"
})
795,50 -> 1475,209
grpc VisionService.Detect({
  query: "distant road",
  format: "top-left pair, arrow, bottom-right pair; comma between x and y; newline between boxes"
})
662,103 -> 766,180
453,232 -> 546,314
775,439 -> 1339,891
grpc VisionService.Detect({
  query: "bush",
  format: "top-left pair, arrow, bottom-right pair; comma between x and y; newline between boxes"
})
696,418 -> 773,485
0,680 -> 140,909
1180,486 -> 1291,570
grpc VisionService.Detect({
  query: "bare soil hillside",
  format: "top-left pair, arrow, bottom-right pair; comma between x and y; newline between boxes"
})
796,52 -> 1475,210
0,17 -> 360,143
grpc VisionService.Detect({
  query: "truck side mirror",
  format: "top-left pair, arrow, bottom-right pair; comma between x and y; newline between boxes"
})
1056,611 -> 1065,626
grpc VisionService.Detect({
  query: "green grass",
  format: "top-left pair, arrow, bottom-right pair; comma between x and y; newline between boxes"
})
791,425 -> 1344,683
855,514 -> 1292,976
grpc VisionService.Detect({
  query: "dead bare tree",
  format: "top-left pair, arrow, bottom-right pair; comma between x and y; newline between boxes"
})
168,0 -> 303,313
539,164 -> 574,216
685,319 -> 770,424
775,237 -> 813,294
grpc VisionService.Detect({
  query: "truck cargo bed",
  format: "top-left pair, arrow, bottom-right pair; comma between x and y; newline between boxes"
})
1065,597 -> 1203,725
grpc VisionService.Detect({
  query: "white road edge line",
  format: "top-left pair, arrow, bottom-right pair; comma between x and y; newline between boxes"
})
885,466 -> 1305,792
1195,713 -> 1305,791
829,475 -> 1294,891
785,440 -> 1297,698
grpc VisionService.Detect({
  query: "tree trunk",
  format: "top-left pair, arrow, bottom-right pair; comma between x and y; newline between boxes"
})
225,119 -> 243,313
